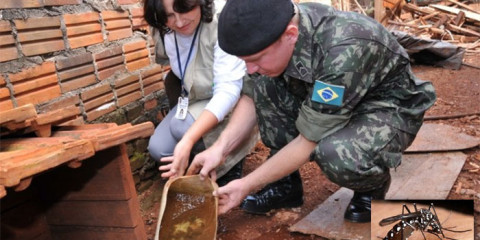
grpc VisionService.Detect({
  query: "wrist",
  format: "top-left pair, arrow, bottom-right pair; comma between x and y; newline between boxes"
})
179,137 -> 195,150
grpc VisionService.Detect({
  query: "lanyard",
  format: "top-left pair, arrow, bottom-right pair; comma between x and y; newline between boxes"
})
174,24 -> 200,97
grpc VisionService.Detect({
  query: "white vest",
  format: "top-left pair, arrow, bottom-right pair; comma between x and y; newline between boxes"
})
152,1 -> 259,176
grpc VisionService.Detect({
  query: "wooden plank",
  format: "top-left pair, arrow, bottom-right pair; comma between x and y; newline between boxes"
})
46,198 -> 141,227
375,0 -> 386,23
405,123 -> 480,152
430,4 -> 480,22
371,201 -> 474,240
94,122 -> 154,151
446,23 -> 480,37
445,0 -> 480,14
51,122 -> 154,151
0,139 -> 95,188
289,187 -> 370,240
0,200 -> 52,240
43,145 -> 147,239
0,136 -> 78,150
39,146 -> 134,201
386,152 -> 467,199
34,105 -> 79,125
50,225 -> 145,240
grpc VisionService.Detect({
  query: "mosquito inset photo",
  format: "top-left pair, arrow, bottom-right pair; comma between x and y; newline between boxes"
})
371,200 -> 474,240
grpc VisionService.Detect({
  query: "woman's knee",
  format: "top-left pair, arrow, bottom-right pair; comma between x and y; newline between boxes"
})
148,135 -> 163,161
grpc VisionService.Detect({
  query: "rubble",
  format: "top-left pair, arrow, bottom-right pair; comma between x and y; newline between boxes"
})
381,0 -> 480,51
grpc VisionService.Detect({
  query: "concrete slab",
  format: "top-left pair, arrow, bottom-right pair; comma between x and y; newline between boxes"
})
386,152 -> 467,200
406,123 -> 479,152
289,188 -> 370,240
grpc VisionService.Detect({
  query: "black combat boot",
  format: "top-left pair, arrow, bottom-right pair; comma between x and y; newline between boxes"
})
240,171 -> 303,214
216,159 -> 244,187
344,175 -> 391,223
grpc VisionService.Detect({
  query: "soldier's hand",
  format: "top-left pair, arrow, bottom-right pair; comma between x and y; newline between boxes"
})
214,179 -> 249,214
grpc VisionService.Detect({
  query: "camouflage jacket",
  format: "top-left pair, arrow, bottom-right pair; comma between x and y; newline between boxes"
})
244,3 -> 436,142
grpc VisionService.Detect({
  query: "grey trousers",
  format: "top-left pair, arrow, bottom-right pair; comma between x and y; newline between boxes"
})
148,105 -> 195,161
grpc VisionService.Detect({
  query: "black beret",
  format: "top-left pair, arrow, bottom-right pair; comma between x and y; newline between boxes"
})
218,0 -> 294,56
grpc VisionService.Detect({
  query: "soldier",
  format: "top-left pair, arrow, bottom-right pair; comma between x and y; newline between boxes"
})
187,0 -> 436,222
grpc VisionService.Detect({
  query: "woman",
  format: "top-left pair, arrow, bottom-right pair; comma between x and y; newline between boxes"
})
144,0 -> 256,185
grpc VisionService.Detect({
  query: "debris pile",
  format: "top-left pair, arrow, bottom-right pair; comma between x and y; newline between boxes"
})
382,0 -> 480,51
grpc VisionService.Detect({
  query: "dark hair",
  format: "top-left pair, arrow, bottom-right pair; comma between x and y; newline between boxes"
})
144,0 -> 214,36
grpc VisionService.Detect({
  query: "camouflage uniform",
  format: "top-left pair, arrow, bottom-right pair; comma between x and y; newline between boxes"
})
242,3 -> 436,192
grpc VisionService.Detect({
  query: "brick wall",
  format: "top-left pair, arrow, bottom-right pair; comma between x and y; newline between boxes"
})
0,0 -> 169,192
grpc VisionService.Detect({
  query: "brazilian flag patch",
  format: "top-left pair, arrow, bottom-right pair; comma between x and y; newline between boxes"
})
311,80 -> 344,106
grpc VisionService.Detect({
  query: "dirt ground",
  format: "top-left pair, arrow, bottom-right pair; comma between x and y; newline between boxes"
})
138,51 -> 480,240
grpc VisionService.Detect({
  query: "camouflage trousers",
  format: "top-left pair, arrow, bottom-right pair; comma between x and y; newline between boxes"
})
252,75 -> 417,192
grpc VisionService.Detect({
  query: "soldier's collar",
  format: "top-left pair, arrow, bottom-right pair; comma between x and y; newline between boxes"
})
285,5 -> 313,83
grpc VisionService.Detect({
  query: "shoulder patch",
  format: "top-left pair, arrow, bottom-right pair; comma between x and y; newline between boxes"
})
312,80 -> 344,106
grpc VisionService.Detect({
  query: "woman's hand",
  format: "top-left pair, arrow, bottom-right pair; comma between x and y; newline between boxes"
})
186,144 -> 226,181
158,138 -> 194,179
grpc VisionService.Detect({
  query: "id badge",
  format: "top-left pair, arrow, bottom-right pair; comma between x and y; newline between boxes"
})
175,96 -> 189,120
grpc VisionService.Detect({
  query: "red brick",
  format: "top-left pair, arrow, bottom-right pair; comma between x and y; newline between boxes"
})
148,36 -> 155,62
0,0 -> 43,9
83,93 -> 114,111
81,84 -> 116,121
38,95 -> 80,112
9,62 -> 61,106
0,75 -> 13,111
14,17 -> 65,56
144,98 -> 157,110
81,83 -> 112,101
123,39 -> 146,53
0,21 -> 12,32
14,16 -> 61,29
94,46 -> 126,80
60,116 -> 84,126
102,10 -> 133,41
130,8 -> 148,31
85,101 -> 116,121
16,85 -> 62,107
44,0 -> 82,6
102,10 -> 130,20
94,45 -> 123,59
62,75 -> 97,93
115,74 -> 140,88
126,58 -> 151,72
117,0 -> 141,5
64,12 -> 104,49
123,40 -> 150,72
56,52 -> 93,70
141,65 -> 165,96
118,92 -> 142,107
115,74 -> 141,107
56,53 -> 97,92
37,95 -> 84,125
0,21 -> 19,62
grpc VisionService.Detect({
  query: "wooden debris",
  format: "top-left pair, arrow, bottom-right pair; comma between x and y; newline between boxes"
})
0,104 -> 36,126
1,104 -> 81,137
445,0 -> 480,14
383,0 -> 480,49
0,122 -> 155,199
430,4 -> 480,22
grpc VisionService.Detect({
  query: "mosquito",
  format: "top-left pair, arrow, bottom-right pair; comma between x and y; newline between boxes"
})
379,203 -> 471,240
